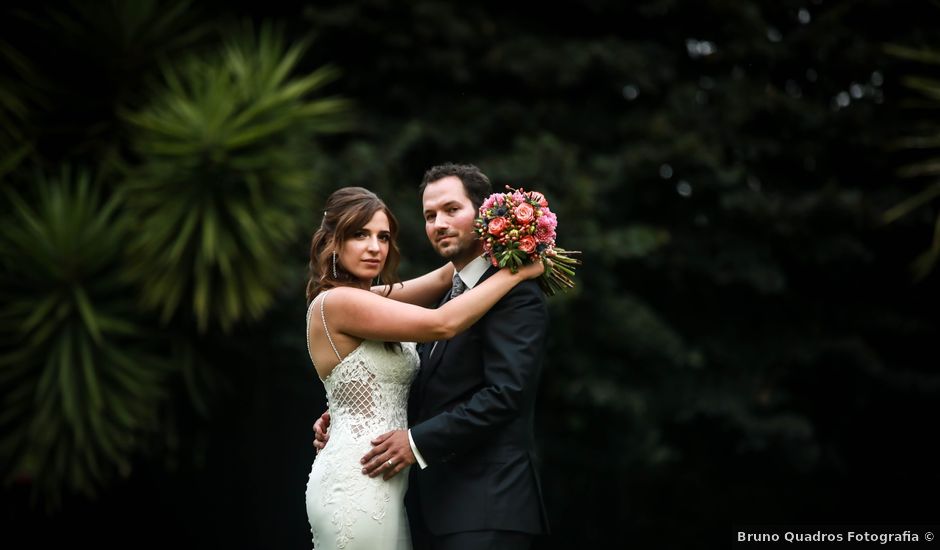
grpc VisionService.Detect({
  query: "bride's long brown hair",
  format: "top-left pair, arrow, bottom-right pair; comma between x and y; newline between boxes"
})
306,187 -> 402,305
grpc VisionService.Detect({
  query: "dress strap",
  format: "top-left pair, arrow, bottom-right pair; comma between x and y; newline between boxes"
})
318,290 -> 343,362
305,299 -> 318,367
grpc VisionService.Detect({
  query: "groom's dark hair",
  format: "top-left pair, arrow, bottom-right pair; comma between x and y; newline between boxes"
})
420,163 -> 492,210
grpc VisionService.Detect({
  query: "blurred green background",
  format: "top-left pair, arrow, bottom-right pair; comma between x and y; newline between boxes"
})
2,0 -> 938,548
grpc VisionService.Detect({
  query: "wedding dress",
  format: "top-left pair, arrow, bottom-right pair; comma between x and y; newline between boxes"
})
305,290 -> 419,549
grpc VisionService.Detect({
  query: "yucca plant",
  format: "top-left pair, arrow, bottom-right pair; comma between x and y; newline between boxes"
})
884,43 -> 940,280
0,169 -> 172,509
120,21 -> 351,332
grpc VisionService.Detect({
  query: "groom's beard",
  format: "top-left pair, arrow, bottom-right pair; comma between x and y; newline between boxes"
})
433,233 -> 482,265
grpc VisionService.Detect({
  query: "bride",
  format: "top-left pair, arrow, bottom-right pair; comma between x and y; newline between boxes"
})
303,187 -> 542,549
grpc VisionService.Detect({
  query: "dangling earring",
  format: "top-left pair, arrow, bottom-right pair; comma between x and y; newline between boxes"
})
332,251 -> 338,279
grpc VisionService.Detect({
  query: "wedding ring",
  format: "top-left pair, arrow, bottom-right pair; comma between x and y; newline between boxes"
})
387,459 -> 394,467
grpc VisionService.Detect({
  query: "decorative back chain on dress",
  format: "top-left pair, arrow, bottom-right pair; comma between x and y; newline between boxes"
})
306,290 -> 341,367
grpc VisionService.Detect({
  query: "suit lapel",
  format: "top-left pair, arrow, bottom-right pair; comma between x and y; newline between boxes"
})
415,288 -> 452,400
419,337 -> 447,388
416,265 -> 500,401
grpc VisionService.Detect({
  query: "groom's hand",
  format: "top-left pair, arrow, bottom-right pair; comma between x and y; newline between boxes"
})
361,430 -> 416,481
313,411 -> 330,453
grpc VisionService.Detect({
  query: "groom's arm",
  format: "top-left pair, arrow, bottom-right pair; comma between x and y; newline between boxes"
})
408,279 -> 548,465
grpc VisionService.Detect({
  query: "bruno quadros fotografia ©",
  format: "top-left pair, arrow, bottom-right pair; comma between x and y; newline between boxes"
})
735,527 -> 938,545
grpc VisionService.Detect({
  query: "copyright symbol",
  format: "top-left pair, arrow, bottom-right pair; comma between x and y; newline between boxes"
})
926,532 -> 934,542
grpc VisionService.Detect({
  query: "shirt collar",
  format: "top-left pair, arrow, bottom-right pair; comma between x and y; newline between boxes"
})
457,255 -> 490,290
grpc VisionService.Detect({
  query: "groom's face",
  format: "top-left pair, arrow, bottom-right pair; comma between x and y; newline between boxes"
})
422,176 -> 481,268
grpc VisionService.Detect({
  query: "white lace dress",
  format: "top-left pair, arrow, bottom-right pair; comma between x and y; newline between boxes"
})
305,290 -> 419,549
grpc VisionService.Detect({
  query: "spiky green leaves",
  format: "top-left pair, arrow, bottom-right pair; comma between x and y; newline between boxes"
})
884,43 -> 940,280
121,23 -> 350,332
0,170 -> 171,508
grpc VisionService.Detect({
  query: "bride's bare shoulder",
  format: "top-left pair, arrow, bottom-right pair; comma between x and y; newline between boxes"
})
320,286 -> 378,307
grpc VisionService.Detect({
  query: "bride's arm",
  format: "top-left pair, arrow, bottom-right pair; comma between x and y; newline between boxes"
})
371,262 -> 455,307
332,261 -> 543,343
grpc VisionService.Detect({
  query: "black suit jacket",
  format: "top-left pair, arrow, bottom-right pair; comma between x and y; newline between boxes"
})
407,266 -> 550,536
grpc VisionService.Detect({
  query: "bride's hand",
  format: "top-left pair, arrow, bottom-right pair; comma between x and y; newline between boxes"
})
518,258 -> 547,280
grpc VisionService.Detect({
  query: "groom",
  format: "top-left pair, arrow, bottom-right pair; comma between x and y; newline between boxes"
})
317,163 -> 550,549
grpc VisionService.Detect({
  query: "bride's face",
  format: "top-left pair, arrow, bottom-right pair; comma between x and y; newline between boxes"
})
339,210 -> 390,284
422,176 -> 481,268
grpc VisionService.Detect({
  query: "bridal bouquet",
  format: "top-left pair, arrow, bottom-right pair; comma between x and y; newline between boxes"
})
474,186 -> 581,296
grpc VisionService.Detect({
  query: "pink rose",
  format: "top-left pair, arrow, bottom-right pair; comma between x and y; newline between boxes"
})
513,202 -> 535,223
535,224 -> 555,242
488,217 -> 509,236
529,191 -> 549,207
518,235 -> 538,254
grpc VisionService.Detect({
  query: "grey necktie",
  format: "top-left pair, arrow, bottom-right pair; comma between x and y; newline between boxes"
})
450,272 -> 467,299
429,273 -> 466,357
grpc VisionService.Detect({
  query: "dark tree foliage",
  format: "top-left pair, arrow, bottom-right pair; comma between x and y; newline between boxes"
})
283,1 -> 940,544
